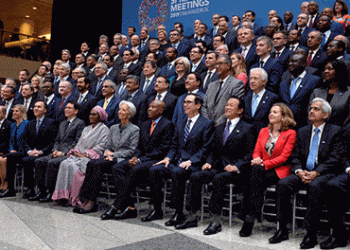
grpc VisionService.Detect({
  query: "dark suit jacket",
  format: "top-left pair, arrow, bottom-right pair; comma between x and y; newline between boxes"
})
159,63 -> 176,79
53,118 -> 85,154
46,96 -> 61,120
300,26 -> 315,47
139,76 -> 157,97
271,48 -> 293,73
252,23 -> 265,37
243,90 -> 278,134
234,44 -> 259,72
279,73 -> 321,127
0,119 -> 12,154
251,57 -> 283,93
17,96 -> 37,121
138,91 -> 178,124
166,115 -> 215,166
291,123 -> 342,175
0,98 -> 21,122
135,117 -> 175,162
89,75 -> 111,100
320,31 -> 337,51
190,35 -> 212,48
23,116 -> 58,155
200,71 -> 220,93
308,49 -> 328,75
172,40 -> 191,57
54,93 -> 78,123
207,119 -> 255,173
77,92 -> 96,125
191,60 -> 207,75
172,91 -> 205,125
97,95 -> 120,127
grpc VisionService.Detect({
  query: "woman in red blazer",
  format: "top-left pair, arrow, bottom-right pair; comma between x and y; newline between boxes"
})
239,103 -> 297,237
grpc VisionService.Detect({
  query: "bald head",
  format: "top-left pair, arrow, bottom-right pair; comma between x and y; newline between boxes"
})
148,99 -> 165,120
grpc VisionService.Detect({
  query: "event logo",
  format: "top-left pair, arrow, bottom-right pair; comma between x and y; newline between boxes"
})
138,0 -> 169,32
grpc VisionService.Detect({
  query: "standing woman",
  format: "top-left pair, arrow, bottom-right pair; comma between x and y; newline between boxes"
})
0,104 -> 29,197
52,106 -> 109,206
309,60 -> 350,126
158,29 -> 170,52
169,57 -> 191,97
333,0 -> 350,31
231,52 -> 248,86
239,103 -> 297,237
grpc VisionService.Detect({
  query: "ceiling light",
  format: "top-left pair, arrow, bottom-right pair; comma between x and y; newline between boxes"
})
33,7 -> 37,10
25,15 -> 30,18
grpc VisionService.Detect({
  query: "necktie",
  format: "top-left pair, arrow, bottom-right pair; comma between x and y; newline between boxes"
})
59,97 -> 65,110
306,128 -> 320,171
290,45 -> 295,51
119,83 -> 126,95
64,121 -> 71,133
184,119 -> 192,142
251,94 -> 259,116
150,121 -> 156,135
168,63 -> 172,70
204,71 -> 212,89
223,121 -> 231,144
307,50 -> 313,66
24,99 -> 28,111
36,119 -> 41,134
308,15 -> 314,28
44,97 -> 48,104
78,94 -> 83,104
320,33 -> 326,49
214,81 -> 223,105
290,77 -> 300,99
96,79 -> 103,92
143,79 -> 150,92
260,60 -> 264,68
241,47 -> 247,57
157,94 -> 162,100
192,64 -> 197,72
103,99 -> 108,109
275,52 -> 280,60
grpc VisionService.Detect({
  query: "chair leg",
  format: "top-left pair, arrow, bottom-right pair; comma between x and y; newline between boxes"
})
229,184 -> 233,228
292,193 -> 297,238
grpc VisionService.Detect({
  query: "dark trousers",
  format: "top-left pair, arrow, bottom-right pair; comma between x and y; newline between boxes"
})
22,155 -> 45,190
276,173 -> 336,235
34,154 -> 67,191
79,158 -> 118,202
4,152 -> 25,191
241,165 -> 280,222
149,163 -> 200,213
112,160 -> 156,210
324,173 -> 349,237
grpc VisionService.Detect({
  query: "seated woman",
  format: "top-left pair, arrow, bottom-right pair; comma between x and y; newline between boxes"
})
239,103 -> 297,237
309,60 -> 350,126
52,106 -> 109,206
73,101 -> 140,213
0,104 -> 29,198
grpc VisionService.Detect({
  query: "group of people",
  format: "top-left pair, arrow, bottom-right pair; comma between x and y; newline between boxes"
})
1,0 -> 350,249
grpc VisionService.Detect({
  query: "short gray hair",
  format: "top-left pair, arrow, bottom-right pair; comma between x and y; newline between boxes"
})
119,100 -> 137,117
311,97 -> 332,116
250,68 -> 268,82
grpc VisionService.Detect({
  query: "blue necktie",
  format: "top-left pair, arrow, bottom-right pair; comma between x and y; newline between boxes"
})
306,128 -> 320,171
183,119 -> 192,143
223,121 -> 231,144
251,94 -> 259,117
321,33 -> 326,49
290,77 -> 300,99
36,119 -> 41,134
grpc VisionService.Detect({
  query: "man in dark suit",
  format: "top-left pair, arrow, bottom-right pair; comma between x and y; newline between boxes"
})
159,47 -> 178,79
306,30 -> 328,73
110,45 -> 123,70
169,29 -> 191,58
54,81 -> 78,123
0,85 -> 20,122
54,63 -> 75,97
103,55 -> 119,83
201,50 -> 219,93
190,22 -> 212,49
269,98 -> 342,249
31,101 -> 85,202
284,11 -> 296,31
138,61 -> 157,97
76,76 -> 96,125
297,13 -> 315,47
218,20 -> 237,53
0,106 -> 11,155
209,13 -> 221,38
288,29 -> 305,53
116,49 -> 142,77
279,54 -> 322,128
271,31 -> 294,72
96,80 -> 120,127
89,62 -> 111,100
203,55 -> 245,125
307,1 -> 321,29
21,100 -> 58,199
175,96 -> 255,232
148,94 -> 215,227
139,76 -> 177,124
243,68 -> 278,134
244,10 -> 265,37
234,28 -> 259,72
189,46 -> 207,74
316,15 -> 337,51
100,100 -> 175,220
42,80 -> 61,120
18,83 -> 36,121
251,36 -> 283,93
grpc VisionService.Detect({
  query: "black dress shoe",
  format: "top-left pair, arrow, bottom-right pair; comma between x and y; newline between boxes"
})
203,221 -> 222,235
28,191 -> 47,201
73,204 -> 98,214
39,193 -> 53,203
269,229 -> 289,244
175,218 -> 198,230
320,236 -> 348,249
239,221 -> 254,237
141,210 -> 163,222
0,189 -> 16,198
22,189 -> 35,199
165,213 -> 185,226
113,207 -> 137,220
101,207 -> 118,220
300,235 -> 318,249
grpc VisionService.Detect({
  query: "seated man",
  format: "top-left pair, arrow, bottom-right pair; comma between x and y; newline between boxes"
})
0,106 -> 12,156
174,96 -> 255,233
146,94 -> 215,226
96,80 -> 120,127
100,100 -> 175,220
269,98 -> 342,249
32,101 -> 85,202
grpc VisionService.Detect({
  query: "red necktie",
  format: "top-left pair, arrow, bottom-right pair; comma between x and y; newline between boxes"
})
307,51 -> 313,66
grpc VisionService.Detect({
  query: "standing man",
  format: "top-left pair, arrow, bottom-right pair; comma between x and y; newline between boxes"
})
201,50 -> 219,93
76,76 -> 96,125
234,28 -> 259,71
